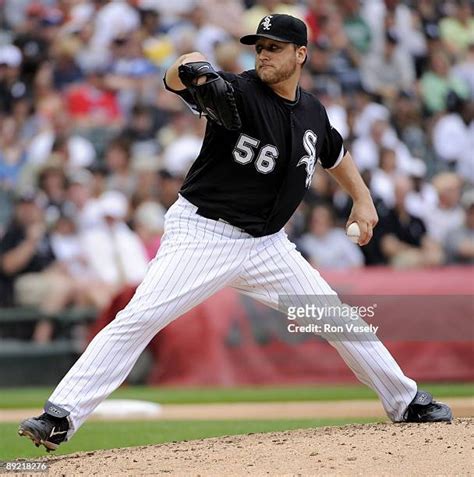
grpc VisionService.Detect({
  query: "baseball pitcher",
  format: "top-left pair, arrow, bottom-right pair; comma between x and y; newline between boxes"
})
19,14 -> 451,452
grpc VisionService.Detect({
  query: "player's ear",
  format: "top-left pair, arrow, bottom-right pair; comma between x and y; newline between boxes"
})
296,46 -> 307,66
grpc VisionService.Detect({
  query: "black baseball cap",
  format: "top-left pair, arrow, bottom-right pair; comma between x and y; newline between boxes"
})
240,14 -> 307,46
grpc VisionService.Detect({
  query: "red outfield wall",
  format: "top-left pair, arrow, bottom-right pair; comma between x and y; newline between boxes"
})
90,266 -> 474,385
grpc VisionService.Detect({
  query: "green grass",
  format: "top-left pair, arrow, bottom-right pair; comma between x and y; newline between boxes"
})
0,383 -> 471,461
0,418 -> 380,460
0,383 -> 472,409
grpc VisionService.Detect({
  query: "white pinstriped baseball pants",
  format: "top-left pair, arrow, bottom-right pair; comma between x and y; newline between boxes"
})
49,195 -> 417,438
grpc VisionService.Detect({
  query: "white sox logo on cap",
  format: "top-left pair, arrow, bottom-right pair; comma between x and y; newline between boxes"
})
240,14 -> 308,46
262,16 -> 272,30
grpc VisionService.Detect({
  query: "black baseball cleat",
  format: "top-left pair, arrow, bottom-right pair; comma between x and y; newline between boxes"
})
18,402 -> 70,452
403,390 -> 453,423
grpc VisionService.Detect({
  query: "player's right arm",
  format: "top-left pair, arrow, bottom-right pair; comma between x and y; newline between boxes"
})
327,151 -> 378,246
164,52 -> 208,91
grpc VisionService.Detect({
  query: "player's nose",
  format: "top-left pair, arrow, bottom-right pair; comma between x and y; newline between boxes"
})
257,49 -> 270,61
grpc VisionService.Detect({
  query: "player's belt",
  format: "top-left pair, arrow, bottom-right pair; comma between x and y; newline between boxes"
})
196,206 -> 244,230
196,206 -> 232,225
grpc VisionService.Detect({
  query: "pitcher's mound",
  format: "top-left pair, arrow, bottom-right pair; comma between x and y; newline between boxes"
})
45,418 -> 471,476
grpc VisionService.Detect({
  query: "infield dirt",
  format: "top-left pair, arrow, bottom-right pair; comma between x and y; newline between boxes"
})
38,418 -> 471,476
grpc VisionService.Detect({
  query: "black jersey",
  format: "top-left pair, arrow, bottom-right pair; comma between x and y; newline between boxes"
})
164,70 -> 345,237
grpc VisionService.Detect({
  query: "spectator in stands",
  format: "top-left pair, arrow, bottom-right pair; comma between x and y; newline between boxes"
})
155,76 -> 191,120
417,0 -> 444,44
9,91 -> 37,142
61,7 -> 103,75
306,165 -> 353,223
0,117 -> 28,192
439,0 -> 474,59
404,158 -> 438,220
426,172 -> 466,245
339,0 -> 372,56
65,170 -> 103,232
315,9 -> 363,92
360,0 -> 398,53
50,214 -> 88,279
390,90 -> 428,161
50,36 -> 84,91
136,5 -> 162,40
31,60 -> 64,124
106,31 -> 158,115
420,50 -> 469,114
387,4 -> 427,77
32,6 -> 64,52
91,0 -> 141,52
104,138 -> 137,198
11,3 -> 51,87
243,0 -> 303,33
214,41 -> 244,74
352,118 -> 413,174
26,109 -> 96,174
131,155 -> 160,206
352,118 -> 388,171
352,87 -> 390,138
370,147 -> 398,208
314,84 -> 349,140
87,163 -> 108,199
432,92 -> 474,183
138,0 -> 195,25
0,192 -> 77,341
303,0 -> 330,44
65,64 -> 123,130
307,165 -> 336,206
121,103 -> 161,159
200,0 -> 245,39
0,45 -> 27,115
298,204 -> 364,269
50,214 -> 116,310
367,176 -> 444,267
37,163 -> 68,227
444,189 -> 474,264
162,117 -> 204,178
361,31 -> 415,102
80,190 -> 149,288
307,40 -> 337,92
167,4 -> 230,67
133,200 -> 166,260
452,42 -> 474,98
156,169 -> 183,210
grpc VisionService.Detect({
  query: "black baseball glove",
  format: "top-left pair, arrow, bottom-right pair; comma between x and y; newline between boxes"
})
178,61 -> 242,130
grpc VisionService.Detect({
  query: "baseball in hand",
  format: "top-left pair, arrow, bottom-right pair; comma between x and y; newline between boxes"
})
346,222 -> 361,244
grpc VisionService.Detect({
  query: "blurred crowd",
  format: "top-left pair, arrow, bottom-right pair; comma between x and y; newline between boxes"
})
0,0 -> 473,337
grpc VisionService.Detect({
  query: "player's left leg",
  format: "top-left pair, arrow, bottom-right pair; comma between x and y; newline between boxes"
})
231,230 -> 452,422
